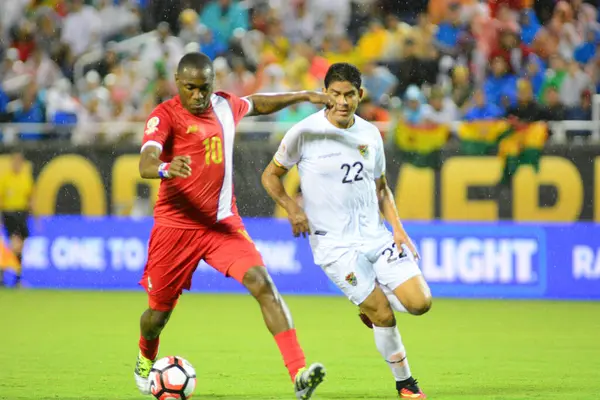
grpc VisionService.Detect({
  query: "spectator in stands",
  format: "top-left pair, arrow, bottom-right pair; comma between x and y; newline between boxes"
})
45,78 -> 83,128
481,4 -> 519,57
281,0 -> 317,45
488,0 -> 525,19
381,14 -> 412,61
200,0 -> 249,50
519,8 -> 541,46
450,65 -> 474,109
0,88 -> 9,123
540,54 -> 567,102
11,20 -> 36,62
484,55 -> 518,108
314,13 -> 345,48
392,36 -> 438,96
293,42 -> 329,82
96,0 -> 140,41
324,35 -> 361,67
412,13 -> 438,61
506,79 -> 547,122
275,100 -> 318,127
284,56 -> 318,91
566,89 -> 593,137
0,48 -> 26,90
228,56 -> 255,96
12,82 -> 45,140
139,22 -> 184,78
522,56 -> 545,98
73,93 -> 110,144
261,17 -> 290,64
60,0 -> 102,57
544,86 -> 567,120
357,93 -> 390,139
197,24 -> 227,60
179,9 -> 200,45
356,19 -> 388,63
34,7 -> 62,55
89,43 -> 119,79
24,47 -> 62,89
401,85 -> 426,125
361,61 -> 398,106
577,3 -> 600,37
213,56 -> 234,92
489,28 -> 533,75
550,1 -> 582,60
462,88 -> 504,120
435,2 -> 467,57
560,60 -> 594,107
574,27 -> 599,65
422,85 -> 459,125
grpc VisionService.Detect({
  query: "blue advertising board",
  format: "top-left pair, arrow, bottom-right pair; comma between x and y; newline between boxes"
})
7,217 -> 600,300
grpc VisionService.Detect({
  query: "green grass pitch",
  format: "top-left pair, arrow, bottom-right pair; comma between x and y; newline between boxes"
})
1,290 -> 599,400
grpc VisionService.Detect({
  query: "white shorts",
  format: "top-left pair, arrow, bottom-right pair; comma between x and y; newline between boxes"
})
321,240 -> 422,305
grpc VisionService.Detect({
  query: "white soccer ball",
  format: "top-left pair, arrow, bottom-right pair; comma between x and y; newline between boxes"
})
149,356 -> 197,400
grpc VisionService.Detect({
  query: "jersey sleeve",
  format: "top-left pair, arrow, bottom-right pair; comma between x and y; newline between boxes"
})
140,105 -> 172,153
216,91 -> 253,124
374,130 -> 386,179
273,125 -> 303,169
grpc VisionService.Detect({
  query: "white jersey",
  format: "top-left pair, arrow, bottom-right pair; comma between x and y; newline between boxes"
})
274,109 -> 391,265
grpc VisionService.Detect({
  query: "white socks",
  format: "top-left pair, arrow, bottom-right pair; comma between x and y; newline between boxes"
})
373,325 -> 412,381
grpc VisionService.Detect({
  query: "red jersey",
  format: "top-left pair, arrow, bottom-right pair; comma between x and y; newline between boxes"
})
140,92 -> 251,229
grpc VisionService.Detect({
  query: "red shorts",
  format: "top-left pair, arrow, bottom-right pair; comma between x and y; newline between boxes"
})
139,220 -> 264,312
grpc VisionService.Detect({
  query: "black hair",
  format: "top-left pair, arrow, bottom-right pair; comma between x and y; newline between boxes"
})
177,52 -> 213,75
324,63 -> 362,90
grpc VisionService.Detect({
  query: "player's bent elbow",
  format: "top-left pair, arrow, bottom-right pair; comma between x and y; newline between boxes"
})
260,170 -> 277,192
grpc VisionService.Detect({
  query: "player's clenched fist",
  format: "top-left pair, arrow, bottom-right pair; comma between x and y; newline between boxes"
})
287,205 -> 311,238
159,156 -> 192,179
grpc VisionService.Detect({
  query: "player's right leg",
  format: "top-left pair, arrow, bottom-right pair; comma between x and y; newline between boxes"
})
135,225 -> 204,395
203,224 -> 325,399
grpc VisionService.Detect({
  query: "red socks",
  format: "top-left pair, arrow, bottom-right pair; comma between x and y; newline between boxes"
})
139,330 -> 304,380
274,329 -> 306,381
139,336 -> 160,360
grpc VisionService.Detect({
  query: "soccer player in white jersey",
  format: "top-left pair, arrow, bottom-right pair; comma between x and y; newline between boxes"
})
262,63 -> 432,399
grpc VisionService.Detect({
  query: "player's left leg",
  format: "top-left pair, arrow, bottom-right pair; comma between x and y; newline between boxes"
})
368,243 -> 430,398
359,286 -> 427,399
204,226 -> 325,399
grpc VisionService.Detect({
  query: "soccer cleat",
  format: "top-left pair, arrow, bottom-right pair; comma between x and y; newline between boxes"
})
397,377 -> 427,399
134,351 -> 155,395
294,362 -> 326,399
359,311 -> 373,329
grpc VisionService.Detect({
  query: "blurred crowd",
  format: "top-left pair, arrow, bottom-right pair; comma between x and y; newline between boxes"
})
0,0 -> 599,143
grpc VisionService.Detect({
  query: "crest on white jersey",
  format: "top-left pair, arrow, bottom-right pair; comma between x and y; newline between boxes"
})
358,144 -> 369,159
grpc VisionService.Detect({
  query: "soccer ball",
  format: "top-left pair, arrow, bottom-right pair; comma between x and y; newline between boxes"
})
149,356 -> 197,400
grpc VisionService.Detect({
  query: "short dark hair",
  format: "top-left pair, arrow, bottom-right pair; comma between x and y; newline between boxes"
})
177,52 -> 213,75
324,63 -> 362,90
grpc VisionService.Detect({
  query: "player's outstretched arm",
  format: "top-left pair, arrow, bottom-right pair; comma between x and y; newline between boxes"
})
245,91 -> 334,116
376,175 -> 419,259
261,162 -> 310,237
139,146 -> 192,179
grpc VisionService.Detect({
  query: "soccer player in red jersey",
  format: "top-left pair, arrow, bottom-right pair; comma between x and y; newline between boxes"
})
134,52 -> 333,399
